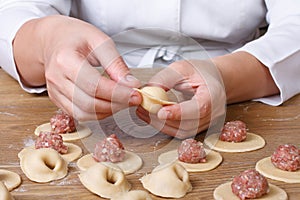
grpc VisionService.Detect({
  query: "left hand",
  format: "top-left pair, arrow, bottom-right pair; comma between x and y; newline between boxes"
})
136,60 -> 226,139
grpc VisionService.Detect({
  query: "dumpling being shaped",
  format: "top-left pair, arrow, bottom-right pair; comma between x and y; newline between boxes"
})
134,86 -> 176,113
140,162 -> 192,198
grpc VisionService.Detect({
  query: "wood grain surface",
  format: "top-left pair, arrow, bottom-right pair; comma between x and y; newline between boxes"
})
0,68 -> 299,199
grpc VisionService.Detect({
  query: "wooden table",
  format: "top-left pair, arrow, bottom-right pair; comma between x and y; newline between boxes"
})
1,68 -> 300,199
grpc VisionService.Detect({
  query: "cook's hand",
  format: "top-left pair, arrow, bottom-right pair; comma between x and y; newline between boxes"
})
13,15 -> 142,120
136,60 -> 226,139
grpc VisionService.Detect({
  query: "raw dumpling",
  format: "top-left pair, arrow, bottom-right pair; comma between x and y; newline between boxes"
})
110,190 -> 152,200
0,169 -> 21,191
79,163 -> 131,198
140,162 -> 192,198
0,182 -> 14,200
19,148 -> 68,183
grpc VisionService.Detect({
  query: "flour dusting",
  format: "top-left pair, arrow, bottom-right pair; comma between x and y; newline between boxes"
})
23,137 -> 35,147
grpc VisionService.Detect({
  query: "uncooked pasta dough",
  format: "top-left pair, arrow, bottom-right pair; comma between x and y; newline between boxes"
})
110,190 -> 152,200
134,86 -> 176,113
158,149 -> 222,172
19,148 -> 68,183
77,151 -> 143,175
140,162 -> 192,198
79,163 -> 131,199
34,123 -> 91,141
213,182 -> 287,200
204,132 -> 265,153
0,169 -> 21,191
18,142 -> 82,162
0,181 -> 14,200
256,157 -> 300,183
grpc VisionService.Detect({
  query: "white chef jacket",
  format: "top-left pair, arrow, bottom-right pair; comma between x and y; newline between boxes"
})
0,0 -> 300,106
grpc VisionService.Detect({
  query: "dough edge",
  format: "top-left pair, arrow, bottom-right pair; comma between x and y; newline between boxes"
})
158,149 -> 223,172
20,148 -> 68,183
134,87 -> 176,113
204,132 -> 265,152
110,190 -> 152,200
256,157 -> 300,183
213,182 -> 287,200
18,143 -> 82,162
0,169 -> 21,191
78,163 -> 131,199
34,123 -> 91,141
0,182 -> 14,200
140,162 -> 192,198
77,151 -> 143,174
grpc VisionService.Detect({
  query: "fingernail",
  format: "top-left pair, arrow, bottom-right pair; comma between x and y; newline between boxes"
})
129,91 -> 141,105
158,109 -> 172,119
125,74 -> 139,82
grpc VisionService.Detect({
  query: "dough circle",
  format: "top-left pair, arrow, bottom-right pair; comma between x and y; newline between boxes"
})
34,123 -> 91,141
204,132 -> 265,152
76,151 -> 143,175
18,143 -> 82,162
213,182 -> 287,200
158,149 -> 222,172
134,86 -> 176,113
0,169 -> 21,191
0,182 -> 14,200
256,157 -> 300,183
110,190 -> 152,200
79,163 -> 131,199
20,148 -> 68,183
140,162 -> 192,198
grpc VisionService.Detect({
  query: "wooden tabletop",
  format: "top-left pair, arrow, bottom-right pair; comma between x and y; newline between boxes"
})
1,68 -> 300,199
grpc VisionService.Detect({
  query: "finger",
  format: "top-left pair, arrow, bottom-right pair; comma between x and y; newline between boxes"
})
136,109 -> 199,139
148,60 -> 203,89
72,83 -> 127,114
61,53 -> 142,106
46,70 -> 114,120
136,106 -> 202,138
48,68 -> 133,116
46,57 -> 114,114
91,38 -> 141,88
137,107 -> 199,132
147,63 -> 186,90
47,84 -> 112,121
156,98 -> 205,121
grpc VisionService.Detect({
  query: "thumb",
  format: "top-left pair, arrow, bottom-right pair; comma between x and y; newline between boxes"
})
92,38 -> 141,88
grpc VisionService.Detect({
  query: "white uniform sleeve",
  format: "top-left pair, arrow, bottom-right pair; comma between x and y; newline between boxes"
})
0,0 -> 71,93
236,0 -> 300,106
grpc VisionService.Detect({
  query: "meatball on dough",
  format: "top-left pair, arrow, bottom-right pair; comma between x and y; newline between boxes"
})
158,149 -> 222,172
256,157 -> 300,183
34,123 -> 91,141
204,132 -> 265,153
214,182 -> 287,200
77,151 -> 142,175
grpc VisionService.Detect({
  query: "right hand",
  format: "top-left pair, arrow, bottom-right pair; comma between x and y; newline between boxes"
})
13,15 -> 142,120
136,60 -> 226,139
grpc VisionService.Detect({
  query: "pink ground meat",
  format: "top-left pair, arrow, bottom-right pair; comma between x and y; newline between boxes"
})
93,134 -> 125,163
177,138 -> 206,163
50,110 -> 78,134
219,120 -> 247,142
231,169 -> 269,200
35,131 -> 68,154
271,144 -> 300,171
